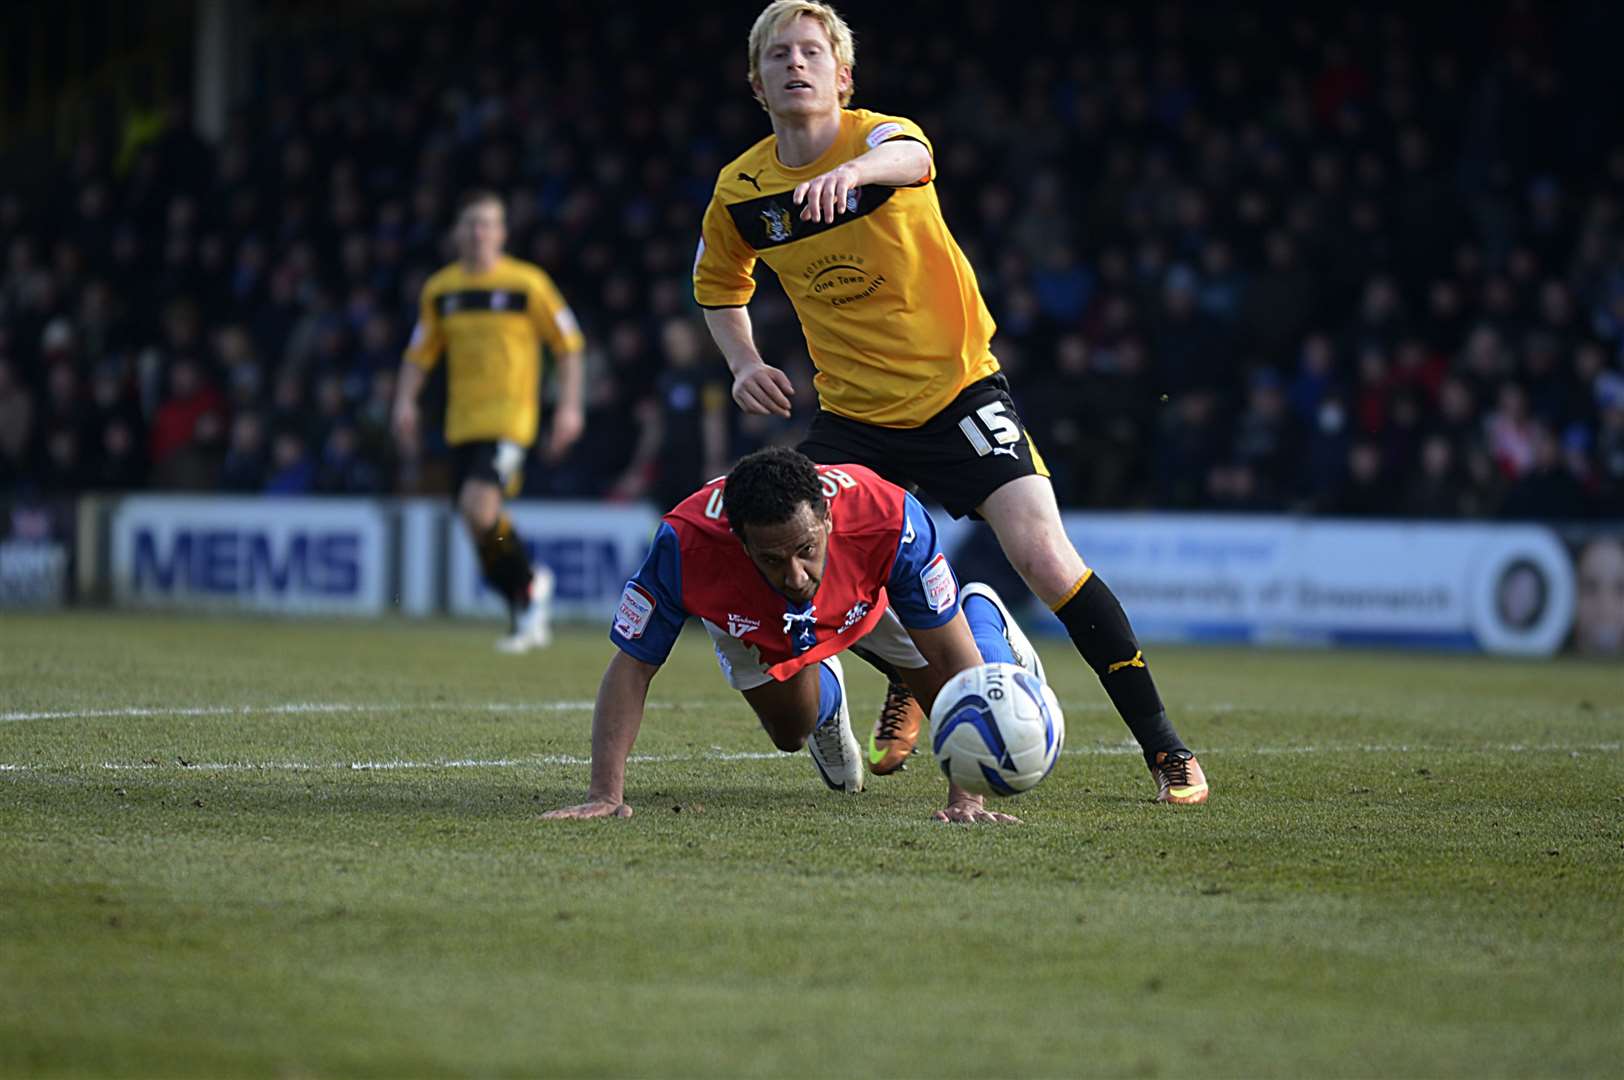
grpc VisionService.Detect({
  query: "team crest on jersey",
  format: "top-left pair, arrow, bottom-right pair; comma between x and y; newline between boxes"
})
920,553 -> 957,613
726,613 -> 761,638
614,583 -> 656,640
761,203 -> 794,243
839,601 -> 871,633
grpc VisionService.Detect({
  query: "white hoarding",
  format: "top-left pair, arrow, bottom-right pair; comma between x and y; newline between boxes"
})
1060,514 -> 1576,657
446,501 -> 659,622
110,497 -> 389,616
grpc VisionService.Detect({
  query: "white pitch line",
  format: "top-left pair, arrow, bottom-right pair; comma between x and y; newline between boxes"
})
0,701 -> 698,724
0,743 -> 1617,776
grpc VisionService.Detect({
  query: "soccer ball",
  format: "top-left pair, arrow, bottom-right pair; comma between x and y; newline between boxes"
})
929,662 -> 1064,797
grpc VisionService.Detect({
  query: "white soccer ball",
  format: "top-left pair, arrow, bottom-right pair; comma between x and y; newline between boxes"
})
928,662 -> 1065,797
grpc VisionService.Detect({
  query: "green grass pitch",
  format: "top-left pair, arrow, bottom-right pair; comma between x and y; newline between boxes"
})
1,611 -> 1620,1077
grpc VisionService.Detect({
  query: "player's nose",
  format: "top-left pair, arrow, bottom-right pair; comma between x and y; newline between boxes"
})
785,561 -> 813,593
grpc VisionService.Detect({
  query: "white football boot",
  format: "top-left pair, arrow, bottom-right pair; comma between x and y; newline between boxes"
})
806,655 -> 864,793
496,565 -> 555,654
960,582 -> 1046,683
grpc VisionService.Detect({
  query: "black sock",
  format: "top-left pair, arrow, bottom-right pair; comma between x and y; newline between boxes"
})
1053,573 -> 1187,764
476,514 -> 534,613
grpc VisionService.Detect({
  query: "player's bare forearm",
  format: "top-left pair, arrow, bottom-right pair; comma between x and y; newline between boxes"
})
901,613 -> 984,712
585,651 -> 659,804
703,306 -> 764,376
391,362 -> 429,451
849,139 -> 931,188
544,349 -> 586,461
393,361 -> 428,409
793,141 -> 932,223
704,307 -> 794,418
553,349 -> 585,415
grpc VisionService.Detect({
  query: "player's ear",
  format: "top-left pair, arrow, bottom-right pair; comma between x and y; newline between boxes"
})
836,65 -> 852,96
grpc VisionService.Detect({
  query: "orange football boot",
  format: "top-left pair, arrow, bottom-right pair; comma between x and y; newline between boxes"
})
867,679 -> 924,775
1150,750 -> 1209,804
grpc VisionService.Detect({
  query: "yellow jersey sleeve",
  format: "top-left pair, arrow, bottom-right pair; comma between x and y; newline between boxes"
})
527,270 -> 585,355
404,282 -> 445,370
694,193 -> 759,309
855,112 -> 935,185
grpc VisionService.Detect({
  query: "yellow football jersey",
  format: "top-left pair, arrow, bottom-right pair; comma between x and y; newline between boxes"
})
405,255 -> 584,446
694,109 -> 1000,429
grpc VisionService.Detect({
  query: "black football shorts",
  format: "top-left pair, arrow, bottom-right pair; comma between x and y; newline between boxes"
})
798,374 -> 1049,519
450,439 -> 527,499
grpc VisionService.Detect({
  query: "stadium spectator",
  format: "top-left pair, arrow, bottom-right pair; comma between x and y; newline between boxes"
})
264,429 -> 314,495
0,358 -> 34,491
147,357 -> 225,489
220,412 -> 268,493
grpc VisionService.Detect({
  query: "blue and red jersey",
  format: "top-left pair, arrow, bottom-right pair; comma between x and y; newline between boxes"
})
611,464 -> 960,681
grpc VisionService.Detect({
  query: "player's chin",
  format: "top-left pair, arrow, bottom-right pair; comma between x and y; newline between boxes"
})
773,95 -> 825,116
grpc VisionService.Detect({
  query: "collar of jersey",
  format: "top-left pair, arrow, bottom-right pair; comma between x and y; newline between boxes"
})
770,111 -> 854,180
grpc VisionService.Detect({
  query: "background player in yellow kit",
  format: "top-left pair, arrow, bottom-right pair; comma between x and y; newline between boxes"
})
393,190 -> 586,653
695,0 -> 1208,803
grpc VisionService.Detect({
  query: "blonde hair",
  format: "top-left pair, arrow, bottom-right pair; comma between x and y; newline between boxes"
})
748,0 -> 856,109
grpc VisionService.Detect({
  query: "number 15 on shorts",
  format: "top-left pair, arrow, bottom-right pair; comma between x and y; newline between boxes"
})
959,402 -> 1021,460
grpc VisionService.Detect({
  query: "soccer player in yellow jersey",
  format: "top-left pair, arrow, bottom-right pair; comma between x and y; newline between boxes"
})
695,0 -> 1208,803
393,190 -> 586,653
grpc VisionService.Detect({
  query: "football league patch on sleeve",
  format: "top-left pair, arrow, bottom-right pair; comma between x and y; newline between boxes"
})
555,307 -> 581,340
920,553 -> 957,614
614,582 -> 656,639
866,121 -> 905,148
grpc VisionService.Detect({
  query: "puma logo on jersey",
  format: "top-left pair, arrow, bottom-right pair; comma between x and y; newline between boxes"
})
989,445 -> 1019,460
738,170 -> 763,191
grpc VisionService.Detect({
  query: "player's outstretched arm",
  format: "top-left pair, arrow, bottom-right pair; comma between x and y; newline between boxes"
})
541,651 -> 659,820
703,307 -> 794,418
792,139 -> 933,223
904,615 -> 1022,825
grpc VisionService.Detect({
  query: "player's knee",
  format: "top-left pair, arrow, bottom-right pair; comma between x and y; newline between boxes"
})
458,485 -> 501,532
1004,533 -> 1085,601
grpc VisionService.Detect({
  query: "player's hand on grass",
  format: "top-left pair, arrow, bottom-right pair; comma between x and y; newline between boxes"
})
732,363 -> 795,418
933,793 -> 1021,825
543,403 -> 585,463
793,162 -> 861,224
541,799 -> 633,820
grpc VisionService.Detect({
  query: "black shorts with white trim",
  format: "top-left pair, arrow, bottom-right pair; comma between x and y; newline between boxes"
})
798,374 -> 1048,519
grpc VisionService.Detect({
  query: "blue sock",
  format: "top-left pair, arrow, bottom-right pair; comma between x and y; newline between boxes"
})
816,661 -> 843,729
963,595 -> 1016,665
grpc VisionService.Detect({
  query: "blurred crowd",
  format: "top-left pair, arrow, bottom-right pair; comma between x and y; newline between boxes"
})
1,0 -> 1621,518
